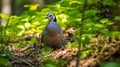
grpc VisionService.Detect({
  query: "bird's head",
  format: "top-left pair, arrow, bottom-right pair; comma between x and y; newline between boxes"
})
46,12 -> 57,22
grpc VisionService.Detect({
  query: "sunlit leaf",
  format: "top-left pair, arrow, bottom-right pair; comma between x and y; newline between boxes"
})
69,1 -> 83,5
81,49 -> 93,58
24,4 -> 39,10
75,18 -> 82,22
95,24 -> 103,28
17,25 -> 25,29
25,22 -> 30,29
106,21 -> 114,25
100,19 -> 109,24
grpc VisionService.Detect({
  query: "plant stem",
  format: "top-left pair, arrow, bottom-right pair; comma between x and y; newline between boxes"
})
76,0 -> 87,67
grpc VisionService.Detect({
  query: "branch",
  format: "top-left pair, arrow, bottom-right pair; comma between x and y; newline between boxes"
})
11,56 -> 35,67
76,0 -> 87,67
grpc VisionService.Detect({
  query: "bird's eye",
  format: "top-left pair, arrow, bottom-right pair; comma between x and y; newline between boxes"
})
49,15 -> 52,17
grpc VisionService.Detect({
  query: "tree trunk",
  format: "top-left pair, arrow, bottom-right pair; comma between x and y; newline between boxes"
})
114,0 -> 120,16
114,0 -> 120,31
1,0 -> 11,27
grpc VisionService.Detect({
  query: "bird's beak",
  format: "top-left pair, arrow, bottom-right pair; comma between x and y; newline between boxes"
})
46,16 -> 48,19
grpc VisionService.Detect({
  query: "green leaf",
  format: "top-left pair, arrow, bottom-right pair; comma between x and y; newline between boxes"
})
45,64 -> 56,67
102,62 -> 120,67
100,19 -> 109,24
40,47 -> 53,53
76,27 -> 80,38
24,4 -> 39,11
0,58 -> 9,66
103,0 -> 116,6
81,49 -> 93,58
3,50 -> 11,56
69,1 -> 83,5
17,25 -> 25,30
114,16 -> 120,20
82,36 -> 91,47
28,38 -> 36,44
106,21 -> 114,25
100,29 -> 109,35
109,31 -> 120,39
24,22 -> 31,29
85,9 -> 99,16
87,0 -> 98,4
95,24 -> 104,28
75,18 -> 82,22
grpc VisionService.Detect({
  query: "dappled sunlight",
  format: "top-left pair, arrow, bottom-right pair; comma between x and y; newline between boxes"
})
57,14 -> 68,23
24,4 -> 39,11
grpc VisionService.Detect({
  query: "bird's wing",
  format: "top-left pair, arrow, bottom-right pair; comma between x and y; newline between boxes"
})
41,26 -> 48,43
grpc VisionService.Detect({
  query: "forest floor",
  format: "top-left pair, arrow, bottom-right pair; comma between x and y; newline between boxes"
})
6,28 -> 120,67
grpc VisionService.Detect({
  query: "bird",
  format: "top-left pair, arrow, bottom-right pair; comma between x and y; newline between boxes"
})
41,12 -> 64,49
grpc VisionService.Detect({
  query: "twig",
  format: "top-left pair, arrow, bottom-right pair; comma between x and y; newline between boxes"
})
0,22 -> 3,44
76,0 -> 87,67
18,44 -> 32,52
0,14 -> 10,44
5,15 -> 11,35
34,38 -> 40,66
11,56 -> 35,67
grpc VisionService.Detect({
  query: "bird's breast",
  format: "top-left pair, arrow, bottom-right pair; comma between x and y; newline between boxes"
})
47,21 -> 62,36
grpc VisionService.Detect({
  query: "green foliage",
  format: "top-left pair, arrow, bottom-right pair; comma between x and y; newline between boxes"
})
102,0 -> 116,6
0,44 -> 11,66
41,56 -> 65,67
81,49 -> 93,59
66,41 -> 79,48
24,4 -> 39,11
40,47 -> 53,54
0,58 -> 10,66
101,62 -> 120,67
114,16 -> 120,21
109,31 -> 120,39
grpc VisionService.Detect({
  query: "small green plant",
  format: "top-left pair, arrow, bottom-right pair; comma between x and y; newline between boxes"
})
41,56 -> 65,67
0,44 -> 11,66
